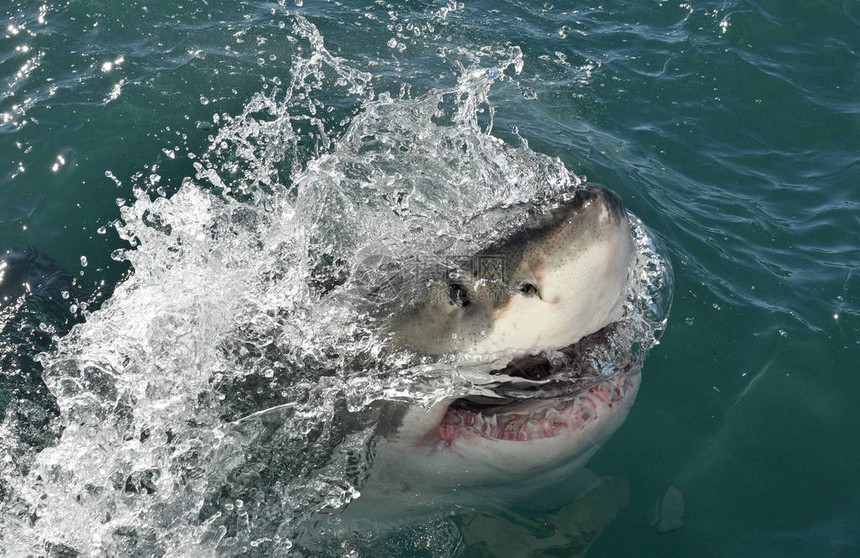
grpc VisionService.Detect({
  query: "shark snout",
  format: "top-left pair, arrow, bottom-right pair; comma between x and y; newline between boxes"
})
591,184 -> 626,223
560,183 -> 627,228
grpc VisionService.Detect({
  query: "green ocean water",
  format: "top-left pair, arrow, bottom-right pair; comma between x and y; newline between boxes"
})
1,0 -> 858,556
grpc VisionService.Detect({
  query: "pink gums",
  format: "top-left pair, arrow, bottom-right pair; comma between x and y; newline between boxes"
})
438,375 -> 630,444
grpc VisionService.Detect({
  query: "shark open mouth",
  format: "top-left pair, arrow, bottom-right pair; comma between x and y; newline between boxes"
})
437,325 -> 637,443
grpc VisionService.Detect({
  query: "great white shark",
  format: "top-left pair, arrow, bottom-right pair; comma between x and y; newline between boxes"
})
335,183 -> 644,528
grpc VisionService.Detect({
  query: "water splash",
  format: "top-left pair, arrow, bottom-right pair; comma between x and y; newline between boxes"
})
0,14 -> 671,557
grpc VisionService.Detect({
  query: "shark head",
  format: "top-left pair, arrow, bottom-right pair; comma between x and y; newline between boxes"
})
377,184 -> 639,484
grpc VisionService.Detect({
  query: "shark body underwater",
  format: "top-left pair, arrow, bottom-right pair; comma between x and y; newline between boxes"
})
333,182 -> 663,533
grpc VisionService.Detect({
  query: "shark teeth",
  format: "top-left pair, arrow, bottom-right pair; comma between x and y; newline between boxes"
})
438,375 -> 631,443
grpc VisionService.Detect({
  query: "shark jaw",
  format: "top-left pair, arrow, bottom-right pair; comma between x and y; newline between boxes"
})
401,323 -> 642,466
392,372 -> 641,482
439,374 -> 635,444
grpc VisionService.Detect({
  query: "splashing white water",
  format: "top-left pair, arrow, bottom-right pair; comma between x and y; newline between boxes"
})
0,15 -> 671,557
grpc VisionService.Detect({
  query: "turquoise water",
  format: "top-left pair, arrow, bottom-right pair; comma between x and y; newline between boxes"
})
1,0 -> 858,556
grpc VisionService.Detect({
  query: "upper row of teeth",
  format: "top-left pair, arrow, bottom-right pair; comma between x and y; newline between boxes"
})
442,376 -> 628,442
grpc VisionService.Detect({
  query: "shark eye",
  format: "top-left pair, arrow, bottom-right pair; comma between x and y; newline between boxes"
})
448,282 -> 471,308
519,282 -> 539,297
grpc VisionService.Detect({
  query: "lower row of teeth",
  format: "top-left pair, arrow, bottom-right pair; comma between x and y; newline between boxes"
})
440,377 -> 627,442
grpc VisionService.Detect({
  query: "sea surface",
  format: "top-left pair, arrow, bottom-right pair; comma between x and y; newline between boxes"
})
1,0 -> 858,556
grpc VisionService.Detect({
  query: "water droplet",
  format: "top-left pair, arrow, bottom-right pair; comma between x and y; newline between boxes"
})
50,154 -> 66,173
386,37 -> 398,48
80,256 -> 88,267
